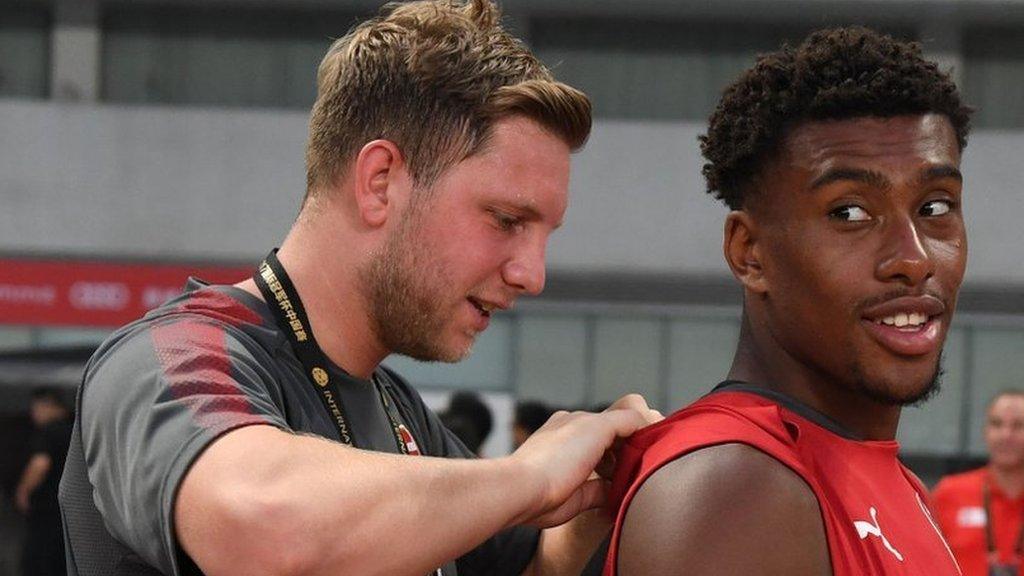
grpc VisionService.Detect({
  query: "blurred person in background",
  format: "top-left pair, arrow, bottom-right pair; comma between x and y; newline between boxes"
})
15,387 -> 72,576
605,27 -> 971,575
58,1 -> 659,575
933,391 -> 1024,576
513,400 -> 554,449
438,392 -> 493,455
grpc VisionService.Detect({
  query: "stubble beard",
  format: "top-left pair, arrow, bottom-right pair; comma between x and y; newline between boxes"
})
361,209 -> 471,363
848,352 -> 945,408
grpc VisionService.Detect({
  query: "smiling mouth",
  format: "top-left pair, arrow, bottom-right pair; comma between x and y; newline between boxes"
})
872,312 -> 932,331
468,297 -> 493,317
860,295 -> 948,357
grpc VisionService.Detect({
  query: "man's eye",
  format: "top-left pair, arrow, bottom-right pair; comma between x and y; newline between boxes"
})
493,212 -> 522,232
829,205 -> 871,222
920,199 -> 952,217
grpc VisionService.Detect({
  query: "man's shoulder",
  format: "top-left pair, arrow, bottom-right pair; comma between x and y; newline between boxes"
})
625,389 -> 812,508
631,390 -> 783,444
141,283 -> 269,332
88,284 -> 276,373
616,443 -> 827,575
79,284 -> 288,429
637,442 -> 815,508
613,390 -> 798,496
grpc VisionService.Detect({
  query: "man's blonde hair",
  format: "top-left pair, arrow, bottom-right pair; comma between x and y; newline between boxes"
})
304,0 -> 591,200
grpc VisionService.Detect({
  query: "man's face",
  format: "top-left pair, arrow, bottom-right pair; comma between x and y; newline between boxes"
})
753,114 -> 966,405
30,398 -> 59,426
985,395 -> 1024,470
364,116 -> 570,362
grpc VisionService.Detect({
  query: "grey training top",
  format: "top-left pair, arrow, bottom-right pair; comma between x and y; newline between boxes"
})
59,279 -> 538,576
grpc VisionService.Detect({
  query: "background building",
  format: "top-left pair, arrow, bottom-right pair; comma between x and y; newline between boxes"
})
2,4 -> 1024,565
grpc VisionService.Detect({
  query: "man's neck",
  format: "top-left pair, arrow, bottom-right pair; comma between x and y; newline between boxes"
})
727,313 -> 901,441
991,464 -> 1024,499
238,225 -> 388,380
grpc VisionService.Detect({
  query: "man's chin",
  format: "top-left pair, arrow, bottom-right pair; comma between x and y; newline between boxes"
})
852,356 -> 944,407
991,457 -> 1024,470
398,337 -> 474,364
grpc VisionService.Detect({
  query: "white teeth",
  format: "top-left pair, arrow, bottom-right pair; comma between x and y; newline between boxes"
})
470,299 -> 495,313
878,312 -> 929,327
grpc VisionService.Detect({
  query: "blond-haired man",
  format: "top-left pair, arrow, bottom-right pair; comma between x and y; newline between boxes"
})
59,2 -> 658,575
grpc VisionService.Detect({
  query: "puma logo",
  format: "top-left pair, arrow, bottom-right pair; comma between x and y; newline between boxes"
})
854,507 -> 903,562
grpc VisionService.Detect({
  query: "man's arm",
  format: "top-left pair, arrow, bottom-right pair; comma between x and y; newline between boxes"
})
617,443 -> 831,576
14,453 -> 52,513
176,401 -> 653,576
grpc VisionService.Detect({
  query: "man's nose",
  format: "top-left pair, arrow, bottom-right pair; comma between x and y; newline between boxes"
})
502,242 -> 547,296
875,215 -> 934,287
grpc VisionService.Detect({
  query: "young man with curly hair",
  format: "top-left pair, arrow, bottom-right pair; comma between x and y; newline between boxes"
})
604,27 -> 972,575
58,1 -> 660,575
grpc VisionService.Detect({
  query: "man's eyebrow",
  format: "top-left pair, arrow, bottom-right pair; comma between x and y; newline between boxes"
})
809,168 -> 891,192
916,165 -> 963,186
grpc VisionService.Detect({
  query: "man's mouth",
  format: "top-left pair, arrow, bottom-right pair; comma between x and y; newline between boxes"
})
468,297 -> 493,317
468,296 -> 511,318
872,312 -> 932,331
861,295 -> 947,356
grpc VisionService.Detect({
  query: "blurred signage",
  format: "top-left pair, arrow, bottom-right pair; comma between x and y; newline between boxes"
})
0,257 -> 253,327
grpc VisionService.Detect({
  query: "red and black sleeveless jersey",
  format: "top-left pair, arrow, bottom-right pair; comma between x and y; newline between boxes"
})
604,385 -> 962,575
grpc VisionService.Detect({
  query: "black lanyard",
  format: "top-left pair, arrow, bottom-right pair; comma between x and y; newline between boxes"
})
254,249 -> 412,455
983,476 -> 1024,567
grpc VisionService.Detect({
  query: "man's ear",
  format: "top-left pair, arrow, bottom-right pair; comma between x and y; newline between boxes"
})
723,210 -> 768,295
353,139 -> 408,228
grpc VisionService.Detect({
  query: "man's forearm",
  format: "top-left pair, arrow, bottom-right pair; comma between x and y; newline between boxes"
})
177,426 -> 547,576
15,454 -> 51,512
177,398 -> 655,576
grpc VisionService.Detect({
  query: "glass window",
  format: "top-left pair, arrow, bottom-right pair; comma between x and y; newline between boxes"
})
965,28 -> 1024,128
667,317 -> 740,411
533,18 -> 915,121
898,327 -> 968,455
592,317 -> 663,408
102,6 -> 367,108
967,326 -> 1024,455
0,7 -> 49,98
35,327 -> 112,348
383,316 -> 512,390
0,327 -> 33,351
516,316 -> 588,408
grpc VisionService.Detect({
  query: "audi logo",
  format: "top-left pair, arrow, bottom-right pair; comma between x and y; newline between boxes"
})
69,282 -> 130,311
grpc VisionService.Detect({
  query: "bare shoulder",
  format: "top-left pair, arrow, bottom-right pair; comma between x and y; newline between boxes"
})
617,442 -> 831,576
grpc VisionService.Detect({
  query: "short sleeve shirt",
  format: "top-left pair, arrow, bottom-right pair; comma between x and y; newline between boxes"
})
59,279 -> 538,576
932,467 -> 1024,576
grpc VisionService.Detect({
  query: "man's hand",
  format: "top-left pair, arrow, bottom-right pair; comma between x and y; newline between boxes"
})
510,394 -> 662,528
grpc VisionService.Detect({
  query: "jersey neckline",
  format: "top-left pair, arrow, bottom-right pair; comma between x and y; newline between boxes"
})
709,380 -> 866,441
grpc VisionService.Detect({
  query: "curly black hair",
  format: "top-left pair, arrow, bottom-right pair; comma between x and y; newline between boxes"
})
701,26 -> 973,210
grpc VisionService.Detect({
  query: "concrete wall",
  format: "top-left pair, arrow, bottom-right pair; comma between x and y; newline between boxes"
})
1,100 -> 1021,286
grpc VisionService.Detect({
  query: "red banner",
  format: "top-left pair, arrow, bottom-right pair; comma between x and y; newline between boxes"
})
0,257 -> 253,327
